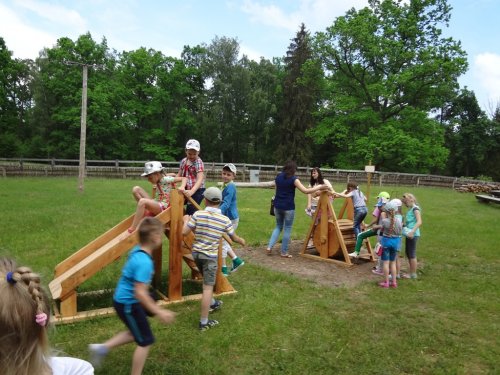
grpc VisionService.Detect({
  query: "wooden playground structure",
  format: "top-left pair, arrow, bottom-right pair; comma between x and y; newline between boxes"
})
49,190 -> 235,323
300,192 -> 375,266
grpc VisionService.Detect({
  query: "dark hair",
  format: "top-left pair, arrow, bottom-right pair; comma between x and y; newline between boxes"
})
347,181 -> 358,191
138,217 -> 164,244
282,161 -> 297,178
309,167 -> 324,186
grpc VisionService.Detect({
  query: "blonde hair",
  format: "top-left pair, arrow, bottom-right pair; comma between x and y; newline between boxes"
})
0,258 -> 51,375
403,193 -> 418,205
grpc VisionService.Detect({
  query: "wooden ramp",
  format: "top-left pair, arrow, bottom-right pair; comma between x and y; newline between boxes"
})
300,193 -> 375,266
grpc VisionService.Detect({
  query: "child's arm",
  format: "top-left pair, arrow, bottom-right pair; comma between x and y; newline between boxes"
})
219,184 -> 235,215
333,190 -> 351,198
230,232 -> 246,247
407,208 -> 422,239
174,176 -> 187,190
134,282 -> 175,324
185,171 -> 204,198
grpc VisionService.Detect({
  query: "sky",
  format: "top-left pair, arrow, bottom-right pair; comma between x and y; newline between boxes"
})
1,0 -> 499,114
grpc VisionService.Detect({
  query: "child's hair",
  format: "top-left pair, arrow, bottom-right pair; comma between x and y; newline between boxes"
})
403,193 -> 417,205
282,161 -> 297,178
347,181 -> 358,191
309,167 -> 325,186
0,257 -> 52,375
138,217 -> 164,244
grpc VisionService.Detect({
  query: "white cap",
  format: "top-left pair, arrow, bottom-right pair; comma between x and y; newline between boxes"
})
185,139 -> 200,151
203,187 -> 222,203
223,163 -> 237,174
141,161 -> 163,176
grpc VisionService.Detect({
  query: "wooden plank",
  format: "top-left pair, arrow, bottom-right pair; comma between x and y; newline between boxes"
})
168,190 -> 184,301
300,253 -> 354,267
476,194 -> 500,204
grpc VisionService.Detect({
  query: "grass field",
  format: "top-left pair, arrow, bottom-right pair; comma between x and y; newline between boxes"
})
0,178 -> 498,374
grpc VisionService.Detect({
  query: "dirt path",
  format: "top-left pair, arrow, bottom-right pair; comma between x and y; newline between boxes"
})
240,240 -> 380,288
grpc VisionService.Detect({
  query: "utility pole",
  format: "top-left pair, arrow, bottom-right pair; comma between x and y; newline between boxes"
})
63,61 -> 102,192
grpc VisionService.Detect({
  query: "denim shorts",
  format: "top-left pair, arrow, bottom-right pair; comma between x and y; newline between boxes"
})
381,236 -> 400,261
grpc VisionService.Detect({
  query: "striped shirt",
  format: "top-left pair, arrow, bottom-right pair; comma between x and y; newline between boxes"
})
187,207 -> 234,257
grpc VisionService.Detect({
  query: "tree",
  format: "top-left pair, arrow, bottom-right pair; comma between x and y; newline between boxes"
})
275,23 -> 322,165
312,0 -> 467,172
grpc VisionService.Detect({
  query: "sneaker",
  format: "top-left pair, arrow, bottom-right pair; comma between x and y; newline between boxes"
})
231,257 -> 245,273
221,266 -> 229,277
372,269 -> 384,276
348,251 -> 358,258
209,300 -> 223,313
88,344 -> 108,367
390,281 -> 398,288
199,319 -> 219,331
378,281 -> 389,288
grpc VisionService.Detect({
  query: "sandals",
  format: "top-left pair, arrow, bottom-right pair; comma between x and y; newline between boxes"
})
280,253 -> 292,258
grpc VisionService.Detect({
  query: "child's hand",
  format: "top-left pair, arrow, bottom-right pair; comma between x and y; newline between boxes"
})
156,309 -> 176,324
183,189 -> 194,198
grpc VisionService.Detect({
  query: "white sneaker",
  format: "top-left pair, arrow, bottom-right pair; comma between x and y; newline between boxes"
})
88,344 -> 108,367
348,251 -> 358,258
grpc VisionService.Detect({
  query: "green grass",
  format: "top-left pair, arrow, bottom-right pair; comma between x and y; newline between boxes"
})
0,178 -> 499,374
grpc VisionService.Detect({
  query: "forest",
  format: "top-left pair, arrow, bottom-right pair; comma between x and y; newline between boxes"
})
1,0 -> 499,180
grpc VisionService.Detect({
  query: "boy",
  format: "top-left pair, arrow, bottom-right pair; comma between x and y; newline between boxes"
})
177,139 -> 205,215
219,163 -> 244,276
183,187 -> 246,330
89,217 -> 176,375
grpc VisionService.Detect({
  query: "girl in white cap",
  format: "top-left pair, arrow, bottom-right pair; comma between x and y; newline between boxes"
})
128,161 -> 187,233
177,139 -> 206,216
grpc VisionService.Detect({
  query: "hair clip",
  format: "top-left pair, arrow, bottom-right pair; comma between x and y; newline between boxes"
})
6,272 -> 16,284
36,313 -> 48,327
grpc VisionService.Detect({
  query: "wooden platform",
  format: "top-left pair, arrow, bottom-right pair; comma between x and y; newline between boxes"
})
475,194 -> 500,204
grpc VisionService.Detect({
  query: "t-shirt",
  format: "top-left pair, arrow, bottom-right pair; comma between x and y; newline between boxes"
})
48,357 -> 94,375
381,215 -> 403,237
187,207 -> 234,257
351,189 -> 366,208
155,175 -> 175,207
220,182 -> 239,220
405,205 -> 421,237
274,172 -> 298,211
114,246 -> 154,304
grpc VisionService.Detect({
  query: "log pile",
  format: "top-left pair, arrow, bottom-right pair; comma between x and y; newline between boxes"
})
454,183 -> 500,193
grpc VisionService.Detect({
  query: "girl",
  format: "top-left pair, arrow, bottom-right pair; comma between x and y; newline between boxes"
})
402,193 -> 422,279
334,182 -> 368,239
372,200 -> 403,288
0,257 -> 94,375
266,161 -> 329,258
128,161 -> 187,233
306,167 -> 334,217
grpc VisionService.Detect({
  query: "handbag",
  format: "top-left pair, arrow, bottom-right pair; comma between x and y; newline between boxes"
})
270,196 -> 275,216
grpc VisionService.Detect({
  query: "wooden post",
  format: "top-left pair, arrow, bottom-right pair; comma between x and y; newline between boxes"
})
168,190 -> 184,300
78,64 -> 88,193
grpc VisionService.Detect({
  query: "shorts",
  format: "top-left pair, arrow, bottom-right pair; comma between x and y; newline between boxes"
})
113,300 -> 154,347
192,251 -> 217,286
380,236 -> 400,262
186,188 -> 205,216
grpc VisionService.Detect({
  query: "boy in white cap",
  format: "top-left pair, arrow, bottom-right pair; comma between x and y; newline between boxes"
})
177,139 -> 205,215
219,163 -> 244,276
183,187 -> 246,330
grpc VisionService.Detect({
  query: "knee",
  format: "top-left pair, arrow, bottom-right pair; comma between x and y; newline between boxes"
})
132,186 -> 142,195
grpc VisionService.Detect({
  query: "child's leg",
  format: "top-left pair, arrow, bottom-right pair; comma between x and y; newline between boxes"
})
132,186 -> 150,202
389,258 -> 397,287
130,199 -> 162,231
200,284 -> 214,320
131,345 -> 151,375
405,237 -> 419,278
103,330 -> 135,349
382,260 -> 390,284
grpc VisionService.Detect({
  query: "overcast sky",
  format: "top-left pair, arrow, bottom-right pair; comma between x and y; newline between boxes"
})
1,0 -> 499,113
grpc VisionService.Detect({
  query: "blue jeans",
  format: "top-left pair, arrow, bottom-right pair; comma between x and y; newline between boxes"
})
353,206 -> 368,239
267,208 -> 295,254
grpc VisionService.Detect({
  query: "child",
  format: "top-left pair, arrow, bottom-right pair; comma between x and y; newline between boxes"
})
350,191 -> 390,258
183,187 -> 246,330
402,193 -> 422,279
372,200 -> 403,288
177,139 -> 205,216
128,161 -> 187,233
334,182 -> 368,239
306,167 -> 334,217
89,217 -> 176,375
219,163 -> 244,276
0,257 -> 94,375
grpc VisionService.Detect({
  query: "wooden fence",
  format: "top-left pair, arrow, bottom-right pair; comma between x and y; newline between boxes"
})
0,158 -> 495,189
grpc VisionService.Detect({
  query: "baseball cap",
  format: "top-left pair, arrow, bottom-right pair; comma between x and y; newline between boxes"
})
377,191 -> 390,199
375,197 -> 389,207
203,187 -> 222,203
384,201 -> 398,212
223,163 -> 237,174
390,198 -> 402,207
185,139 -> 200,151
141,161 -> 163,177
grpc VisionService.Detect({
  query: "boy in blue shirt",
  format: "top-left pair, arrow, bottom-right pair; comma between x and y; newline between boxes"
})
89,217 -> 176,374
219,163 -> 244,276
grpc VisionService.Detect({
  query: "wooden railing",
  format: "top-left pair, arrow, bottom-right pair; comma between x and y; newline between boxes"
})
0,157 -> 496,189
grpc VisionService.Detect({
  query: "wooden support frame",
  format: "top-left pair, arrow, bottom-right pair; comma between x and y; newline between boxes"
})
300,192 -> 375,266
